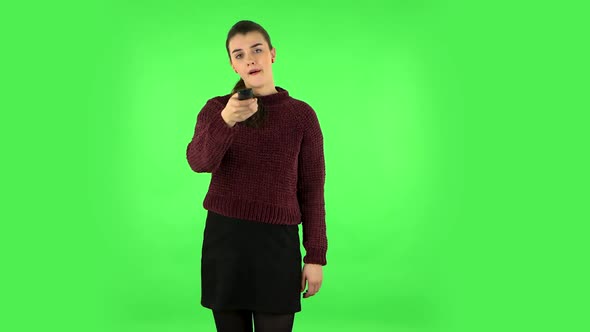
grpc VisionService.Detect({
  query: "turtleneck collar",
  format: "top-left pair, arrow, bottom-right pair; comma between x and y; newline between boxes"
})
253,86 -> 290,107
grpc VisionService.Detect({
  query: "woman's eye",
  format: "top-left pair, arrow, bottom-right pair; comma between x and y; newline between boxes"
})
236,54 -> 242,59
255,49 -> 262,53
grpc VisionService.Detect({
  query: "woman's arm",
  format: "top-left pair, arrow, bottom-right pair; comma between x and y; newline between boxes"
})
186,98 -> 236,173
297,107 -> 328,266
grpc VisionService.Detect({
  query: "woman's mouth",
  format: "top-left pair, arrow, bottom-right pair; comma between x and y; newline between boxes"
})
249,70 -> 262,76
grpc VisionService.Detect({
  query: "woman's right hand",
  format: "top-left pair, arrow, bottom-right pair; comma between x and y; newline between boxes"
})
220,93 -> 258,127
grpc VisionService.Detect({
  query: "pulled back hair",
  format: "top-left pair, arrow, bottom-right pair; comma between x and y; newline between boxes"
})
226,20 -> 274,128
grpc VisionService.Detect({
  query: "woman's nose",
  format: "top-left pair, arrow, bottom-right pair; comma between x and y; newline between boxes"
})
244,54 -> 255,64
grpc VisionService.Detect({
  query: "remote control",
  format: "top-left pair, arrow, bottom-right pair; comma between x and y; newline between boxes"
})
238,88 -> 254,100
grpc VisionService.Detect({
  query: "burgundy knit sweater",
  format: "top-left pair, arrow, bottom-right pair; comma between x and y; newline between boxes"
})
186,86 -> 327,266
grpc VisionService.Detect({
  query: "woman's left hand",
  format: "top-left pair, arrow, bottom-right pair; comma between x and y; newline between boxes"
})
301,263 -> 323,298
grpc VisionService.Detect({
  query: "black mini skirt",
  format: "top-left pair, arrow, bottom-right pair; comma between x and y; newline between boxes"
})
200,210 -> 302,313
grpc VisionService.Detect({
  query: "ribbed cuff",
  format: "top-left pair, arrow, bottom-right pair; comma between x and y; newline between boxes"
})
303,249 -> 327,266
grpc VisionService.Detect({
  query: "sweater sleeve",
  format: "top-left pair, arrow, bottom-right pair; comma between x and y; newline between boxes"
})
186,98 -> 236,173
297,107 -> 328,266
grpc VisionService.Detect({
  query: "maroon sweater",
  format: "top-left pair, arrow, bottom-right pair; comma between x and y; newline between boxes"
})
186,86 -> 327,266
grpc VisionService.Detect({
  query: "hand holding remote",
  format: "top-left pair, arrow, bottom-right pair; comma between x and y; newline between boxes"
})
221,89 -> 258,127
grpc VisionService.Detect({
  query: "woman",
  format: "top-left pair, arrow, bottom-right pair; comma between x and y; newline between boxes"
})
186,20 -> 327,332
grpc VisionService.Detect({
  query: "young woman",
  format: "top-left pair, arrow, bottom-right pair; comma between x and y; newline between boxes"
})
186,20 -> 327,332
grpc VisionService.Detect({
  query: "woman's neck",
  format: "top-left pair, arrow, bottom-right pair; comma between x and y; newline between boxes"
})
249,82 -> 278,97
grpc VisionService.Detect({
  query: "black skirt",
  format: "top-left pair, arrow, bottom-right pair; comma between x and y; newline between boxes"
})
200,210 -> 302,313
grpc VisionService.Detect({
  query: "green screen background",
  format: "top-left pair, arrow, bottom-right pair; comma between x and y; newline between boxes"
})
2,1 -> 588,332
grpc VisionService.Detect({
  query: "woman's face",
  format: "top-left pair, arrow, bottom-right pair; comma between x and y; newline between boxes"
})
228,31 -> 276,89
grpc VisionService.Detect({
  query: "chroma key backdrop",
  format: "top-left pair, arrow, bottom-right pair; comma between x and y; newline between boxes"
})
3,1 -> 587,332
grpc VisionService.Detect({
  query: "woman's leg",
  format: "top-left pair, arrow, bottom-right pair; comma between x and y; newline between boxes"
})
212,309 -> 253,332
253,311 -> 295,332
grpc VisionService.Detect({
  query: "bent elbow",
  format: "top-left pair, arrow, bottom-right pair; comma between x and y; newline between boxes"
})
186,155 -> 215,173
186,143 -> 209,173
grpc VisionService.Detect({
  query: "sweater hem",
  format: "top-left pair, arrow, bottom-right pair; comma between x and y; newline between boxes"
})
203,194 -> 302,226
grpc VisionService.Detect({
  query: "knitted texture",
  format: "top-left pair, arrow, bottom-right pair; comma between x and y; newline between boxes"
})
186,87 -> 327,266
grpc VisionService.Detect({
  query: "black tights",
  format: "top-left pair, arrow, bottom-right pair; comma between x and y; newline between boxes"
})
212,309 -> 295,332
